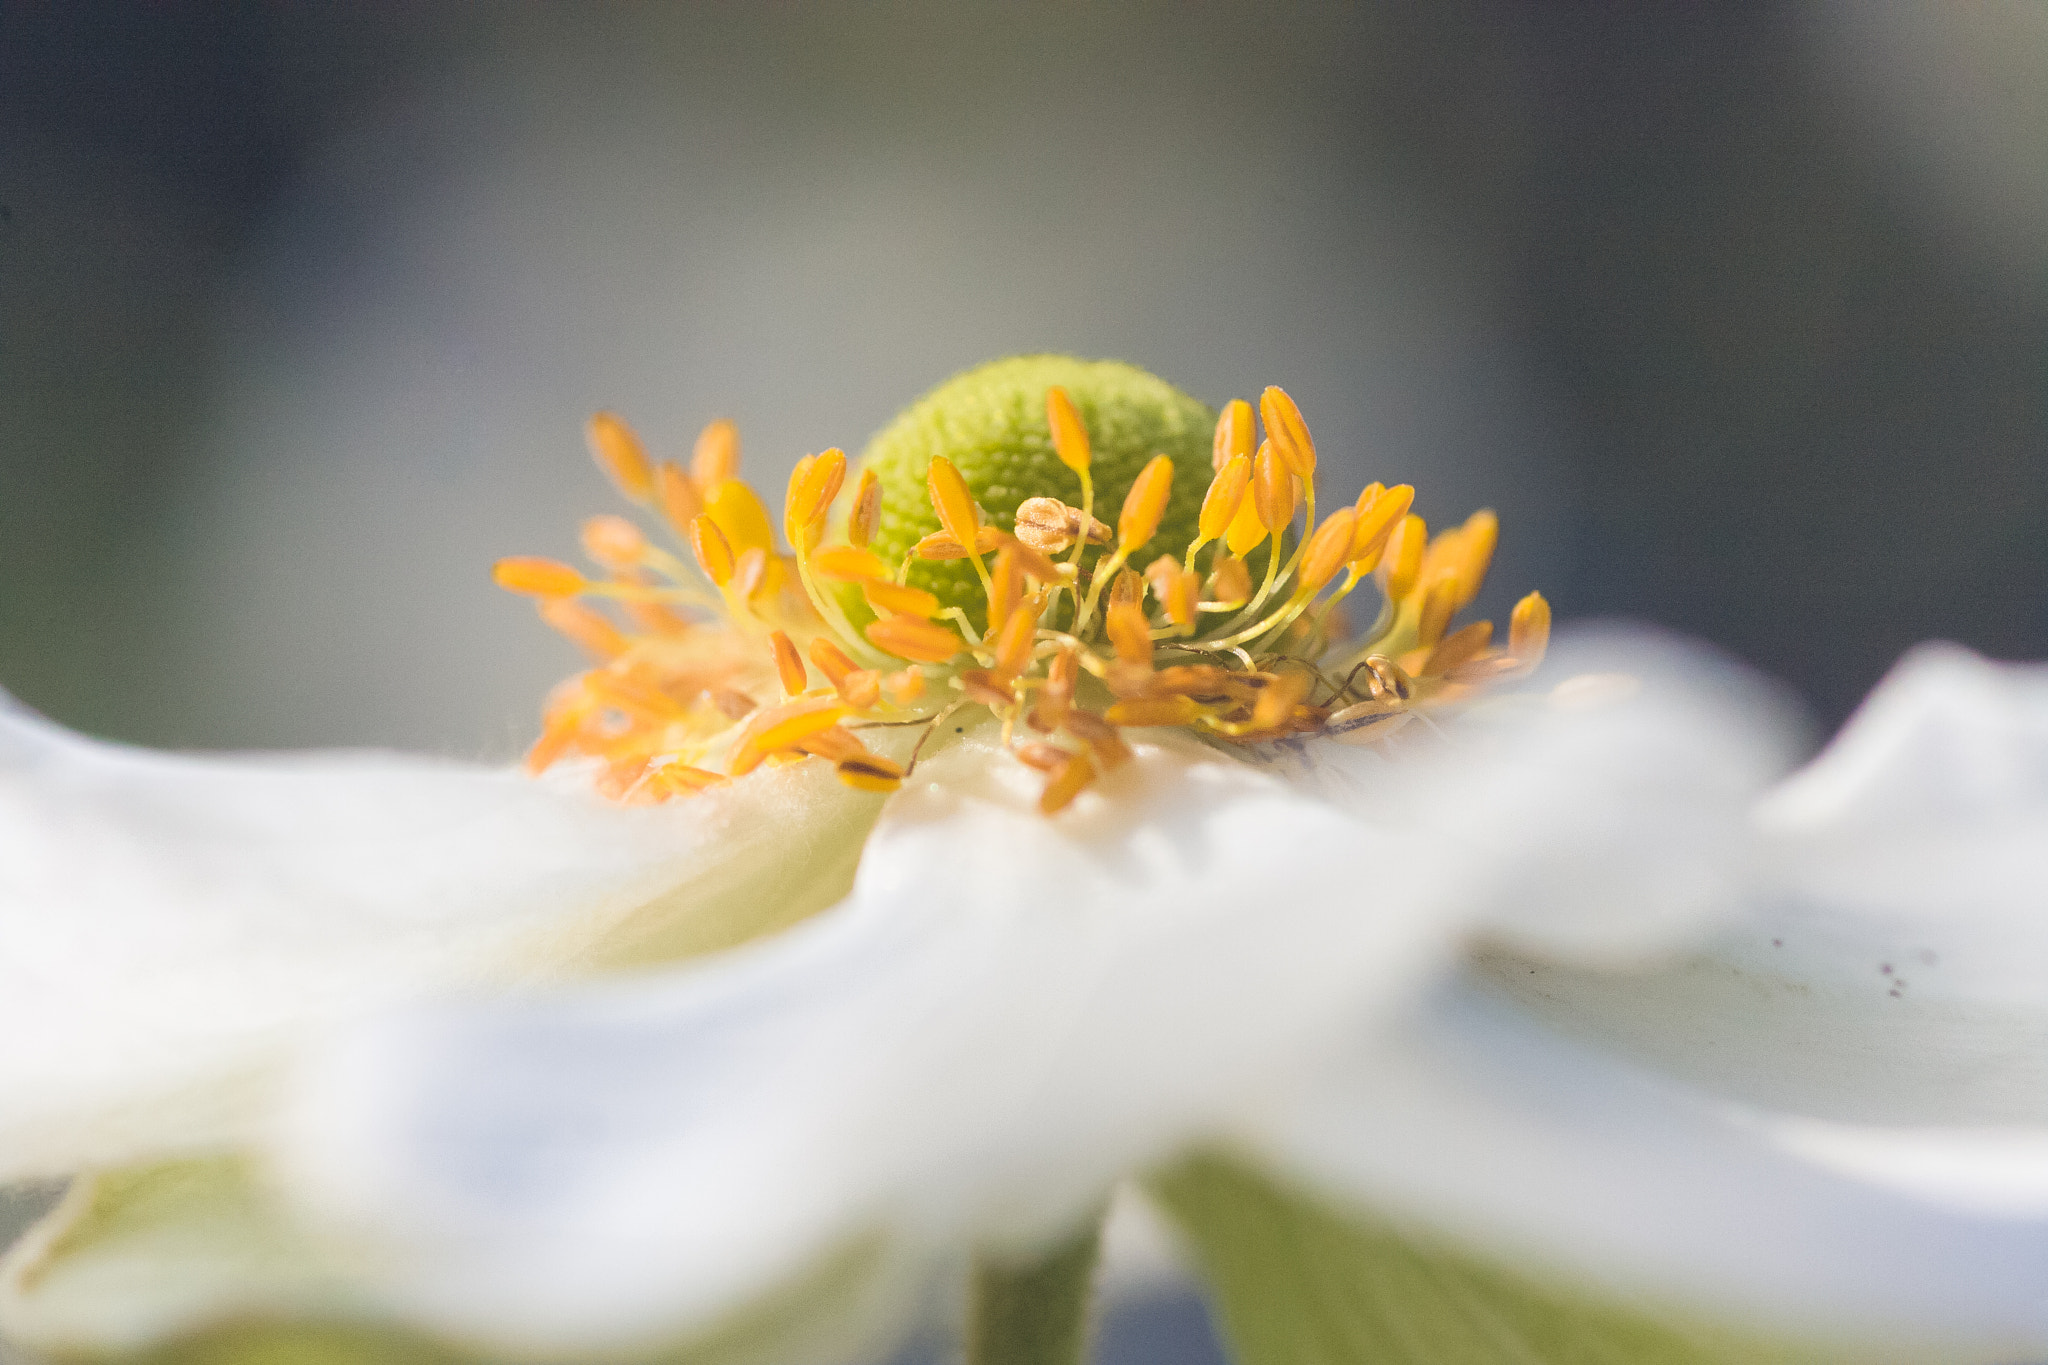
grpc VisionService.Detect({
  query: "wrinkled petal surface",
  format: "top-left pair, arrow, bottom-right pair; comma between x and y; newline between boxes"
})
0,697 -> 879,1179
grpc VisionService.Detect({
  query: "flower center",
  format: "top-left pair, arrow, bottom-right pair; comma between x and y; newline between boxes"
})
494,357 -> 1549,813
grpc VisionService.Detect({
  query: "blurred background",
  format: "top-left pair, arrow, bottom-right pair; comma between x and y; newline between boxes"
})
0,2 -> 2043,1360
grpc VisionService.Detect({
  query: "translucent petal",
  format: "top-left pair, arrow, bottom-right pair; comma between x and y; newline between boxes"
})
1249,974 -> 2048,1357
0,697 -> 881,1179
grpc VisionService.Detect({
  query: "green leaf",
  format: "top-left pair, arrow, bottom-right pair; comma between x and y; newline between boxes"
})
1149,1152 -> 1846,1365
966,1217 -> 1103,1365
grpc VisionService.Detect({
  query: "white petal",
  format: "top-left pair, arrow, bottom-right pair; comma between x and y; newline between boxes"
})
264,732 -> 1461,1354
0,697 -> 880,1180
1248,972 -> 2048,1356
1297,627 -> 1800,964
1480,643 -> 2048,1127
1755,642 -> 2048,1005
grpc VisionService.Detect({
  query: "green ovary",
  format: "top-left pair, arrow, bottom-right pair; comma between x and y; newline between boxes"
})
854,356 -> 1214,630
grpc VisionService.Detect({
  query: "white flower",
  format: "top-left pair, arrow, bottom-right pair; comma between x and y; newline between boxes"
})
2,359 -> 2043,1363
4,637 -> 2045,1363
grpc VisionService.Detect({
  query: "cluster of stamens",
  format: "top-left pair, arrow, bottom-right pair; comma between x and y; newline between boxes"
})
494,385 -> 1549,814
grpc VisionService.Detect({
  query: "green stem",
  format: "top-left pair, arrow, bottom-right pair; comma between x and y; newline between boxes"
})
967,1216 -> 1105,1365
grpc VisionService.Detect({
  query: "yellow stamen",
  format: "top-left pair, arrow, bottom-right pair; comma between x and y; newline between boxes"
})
1165,567 -> 1199,626
537,599 -> 629,660
988,546 -> 1023,633
1259,386 -> 1316,481
1422,620 -> 1493,676
813,545 -> 892,582
493,556 -> 587,597
648,762 -> 729,796
656,461 -> 703,538
731,547 -> 769,602
1298,507 -> 1358,594
1510,591 -> 1551,666
927,456 -> 983,553
585,412 -> 655,504
689,515 -> 735,586
1416,576 -> 1459,648
769,631 -> 808,696
692,419 -> 740,487
986,531 -> 1064,585
1207,554 -> 1252,607
849,468 -> 882,549
1045,385 -> 1092,474
1382,514 -> 1426,601
1251,440 -> 1295,533
1212,398 -> 1255,472
1106,600 -> 1153,667
704,479 -> 776,560
1197,454 -> 1253,549
784,447 -> 847,552
994,600 -> 1040,676
867,613 -> 963,663
1014,498 -> 1108,556
863,579 -> 941,619
885,668 -> 926,704
1118,454 -> 1174,553
1349,483 -> 1414,569
1223,491 -> 1267,558
915,526 -> 1006,559
580,515 -> 648,570
1106,695 -> 1199,727
1038,748 -> 1097,814
729,697 -> 850,776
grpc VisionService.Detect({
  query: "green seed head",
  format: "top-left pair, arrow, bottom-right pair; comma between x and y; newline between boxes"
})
856,355 -> 1214,627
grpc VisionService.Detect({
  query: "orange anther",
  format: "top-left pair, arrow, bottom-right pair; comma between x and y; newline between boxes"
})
926,456 -> 983,556
493,556 -> 587,598
1105,695 -> 1199,727
1259,386 -> 1316,480
1250,670 -> 1313,732
580,514 -> 647,570
1038,748 -> 1097,815
809,636 -> 857,685
959,668 -> 1017,709
1142,554 -> 1180,602
1423,619 -> 1493,676
785,447 -> 846,550
1212,398 -> 1255,472
689,515 -> 735,586
836,669 -> 882,709
769,630 -> 807,696
1198,454 -> 1253,544
731,547 -> 769,601
728,697 -> 850,776
1349,484 -> 1414,569
1449,509 -> 1499,607
1510,591 -> 1551,667
1045,385 -> 1092,475
1118,454 -> 1174,551
704,478 -> 775,558
866,613 -> 962,663
1031,646 -> 1078,731
1106,600 -> 1153,667
1252,439 -> 1296,533
988,546 -> 1023,632
1207,554 -> 1252,606
648,762 -> 729,796
915,526 -> 1005,560
1109,566 -> 1143,609
1012,742 -> 1070,773
537,598 -> 629,660
795,725 -> 866,763
994,599 -> 1040,675
849,467 -> 882,549
656,461 -> 702,536
692,418 -> 740,487
863,579 -> 941,618
1224,491 -> 1267,557
1166,567 -> 1200,626
586,412 -> 654,503
812,545 -> 892,582
885,668 -> 926,704
1299,508 -> 1358,593
1416,576 -> 1459,648
836,753 -> 905,793
1382,514 -> 1426,600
